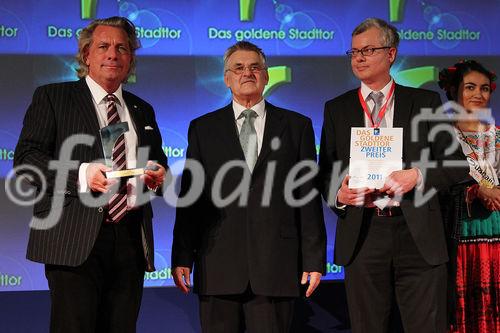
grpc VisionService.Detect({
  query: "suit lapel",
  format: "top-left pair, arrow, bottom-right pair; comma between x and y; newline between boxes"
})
253,102 -> 286,172
346,89 -> 365,128
123,92 -> 144,147
393,85 -> 413,160
393,84 -> 413,129
217,104 -> 246,160
72,79 -> 103,157
217,101 -> 287,171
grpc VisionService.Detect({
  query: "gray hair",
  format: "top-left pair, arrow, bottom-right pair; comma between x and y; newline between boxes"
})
352,18 -> 400,49
223,41 -> 267,71
75,16 -> 141,80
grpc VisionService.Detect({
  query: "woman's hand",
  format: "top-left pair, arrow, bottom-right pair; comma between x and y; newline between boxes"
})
477,186 -> 500,211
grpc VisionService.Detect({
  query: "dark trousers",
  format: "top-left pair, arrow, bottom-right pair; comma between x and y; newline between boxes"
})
198,285 -> 295,333
45,211 -> 146,333
345,212 -> 447,333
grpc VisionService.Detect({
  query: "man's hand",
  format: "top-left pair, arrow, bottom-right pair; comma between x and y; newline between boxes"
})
301,272 -> 322,297
478,186 -> 500,211
86,163 -> 114,193
141,161 -> 166,190
379,168 -> 419,197
173,266 -> 191,294
337,175 -> 375,206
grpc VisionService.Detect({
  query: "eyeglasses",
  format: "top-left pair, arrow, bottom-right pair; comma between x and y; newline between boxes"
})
346,47 -> 391,58
225,65 -> 266,75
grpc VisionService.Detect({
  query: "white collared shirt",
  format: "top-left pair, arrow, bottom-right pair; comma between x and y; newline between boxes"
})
79,76 -> 140,208
232,99 -> 267,155
360,78 -> 395,128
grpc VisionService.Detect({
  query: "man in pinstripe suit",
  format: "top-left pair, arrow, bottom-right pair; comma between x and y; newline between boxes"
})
14,17 -> 167,333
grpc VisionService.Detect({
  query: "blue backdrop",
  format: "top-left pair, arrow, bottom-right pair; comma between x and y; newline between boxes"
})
0,0 -> 499,291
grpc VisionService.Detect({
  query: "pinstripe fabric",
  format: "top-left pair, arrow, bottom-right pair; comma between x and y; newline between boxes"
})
14,79 -> 168,271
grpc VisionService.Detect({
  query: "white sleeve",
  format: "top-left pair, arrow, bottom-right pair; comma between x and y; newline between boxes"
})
415,168 -> 424,191
78,163 -> 90,192
335,188 -> 347,210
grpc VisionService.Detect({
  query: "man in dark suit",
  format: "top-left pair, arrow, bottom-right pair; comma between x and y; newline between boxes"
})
14,17 -> 167,333
319,18 -> 466,332
171,41 -> 326,332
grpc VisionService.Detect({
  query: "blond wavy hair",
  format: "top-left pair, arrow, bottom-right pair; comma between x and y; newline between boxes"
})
75,16 -> 141,81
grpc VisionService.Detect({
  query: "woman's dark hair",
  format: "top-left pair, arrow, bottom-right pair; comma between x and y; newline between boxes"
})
438,60 -> 496,101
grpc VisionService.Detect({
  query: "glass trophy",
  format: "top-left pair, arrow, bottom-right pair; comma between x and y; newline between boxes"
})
100,122 -> 158,178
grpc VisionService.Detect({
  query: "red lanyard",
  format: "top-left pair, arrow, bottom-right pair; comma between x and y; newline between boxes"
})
358,81 -> 396,128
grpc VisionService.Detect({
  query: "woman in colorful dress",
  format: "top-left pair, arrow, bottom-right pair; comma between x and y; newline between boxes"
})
438,59 -> 499,333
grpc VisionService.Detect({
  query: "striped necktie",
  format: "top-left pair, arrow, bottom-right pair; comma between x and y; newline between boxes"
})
106,94 -> 127,223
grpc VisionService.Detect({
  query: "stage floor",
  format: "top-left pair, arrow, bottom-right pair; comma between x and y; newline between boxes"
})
0,281 -> 353,332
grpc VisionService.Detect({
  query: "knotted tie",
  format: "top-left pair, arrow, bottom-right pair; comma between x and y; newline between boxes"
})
368,91 -> 386,128
106,94 -> 127,223
238,109 -> 258,173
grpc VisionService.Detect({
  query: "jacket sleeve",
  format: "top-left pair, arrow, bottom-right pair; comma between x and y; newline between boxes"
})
318,100 -> 347,218
171,119 -> 204,269
299,118 -> 327,274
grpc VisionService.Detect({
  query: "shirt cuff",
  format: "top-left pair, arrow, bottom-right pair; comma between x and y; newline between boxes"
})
415,168 -> 424,191
78,163 -> 90,192
335,189 -> 347,210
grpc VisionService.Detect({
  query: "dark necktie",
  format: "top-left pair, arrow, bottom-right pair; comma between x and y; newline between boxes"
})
106,94 -> 127,223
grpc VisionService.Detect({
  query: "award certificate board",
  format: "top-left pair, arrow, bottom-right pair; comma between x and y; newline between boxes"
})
348,127 -> 403,189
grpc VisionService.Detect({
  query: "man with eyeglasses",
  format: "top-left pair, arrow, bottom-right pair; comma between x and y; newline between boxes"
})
319,18 -> 466,332
172,41 -> 326,332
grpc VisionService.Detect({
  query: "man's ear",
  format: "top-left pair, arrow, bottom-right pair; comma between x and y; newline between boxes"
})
388,47 -> 397,65
84,49 -> 90,66
223,72 -> 231,88
263,68 -> 269,86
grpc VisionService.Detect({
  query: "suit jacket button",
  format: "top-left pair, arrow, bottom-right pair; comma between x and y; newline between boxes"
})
98,207 -> 103,213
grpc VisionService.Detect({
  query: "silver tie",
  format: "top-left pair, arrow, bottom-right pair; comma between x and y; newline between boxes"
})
368,91 -> 386,127
238,109 -> 258,173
